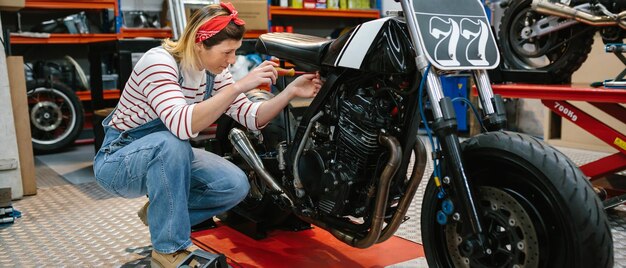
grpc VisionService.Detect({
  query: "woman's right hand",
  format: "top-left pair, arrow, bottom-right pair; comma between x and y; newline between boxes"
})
232,61 -> 278,93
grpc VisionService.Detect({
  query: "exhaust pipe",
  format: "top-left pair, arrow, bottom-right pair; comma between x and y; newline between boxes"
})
377,137 -> 428,243
228,128 -> 294,206
532,0 -> 626,28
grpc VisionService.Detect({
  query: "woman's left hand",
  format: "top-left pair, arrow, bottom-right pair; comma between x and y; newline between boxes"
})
286,72 -> 322,98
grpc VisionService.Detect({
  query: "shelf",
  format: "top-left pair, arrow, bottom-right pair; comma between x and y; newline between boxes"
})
25,0 -> 118,15
10,33 -> 118,44
11,30 -> 174,44
269,7 -> 380,19
76,89 -> 121,102
244,30 -> 268,39
119,28 -> 173,39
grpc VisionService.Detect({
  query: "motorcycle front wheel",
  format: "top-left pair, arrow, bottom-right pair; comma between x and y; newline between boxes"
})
498,0 -> 595,83
421,131 -> 613,268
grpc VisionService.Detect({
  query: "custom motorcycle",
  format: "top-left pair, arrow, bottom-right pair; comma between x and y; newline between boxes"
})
214,0 -> 614,266
498,0 -> 626,83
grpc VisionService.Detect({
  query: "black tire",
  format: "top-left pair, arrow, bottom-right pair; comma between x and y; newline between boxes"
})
498,0 -> 595,83
28,82 -> 84,154
422,131 -> 613,268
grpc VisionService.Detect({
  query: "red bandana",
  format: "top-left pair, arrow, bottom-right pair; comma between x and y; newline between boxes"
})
195,2 -> 246,43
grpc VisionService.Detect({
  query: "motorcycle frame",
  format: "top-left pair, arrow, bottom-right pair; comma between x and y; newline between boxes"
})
267,0 -> 510,251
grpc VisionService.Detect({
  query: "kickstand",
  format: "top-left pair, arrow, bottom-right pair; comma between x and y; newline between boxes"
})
603,193 -> 626,210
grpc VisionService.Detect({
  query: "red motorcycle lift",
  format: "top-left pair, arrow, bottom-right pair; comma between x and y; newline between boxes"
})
190,222 -> 424,268
490,83 -> 626,208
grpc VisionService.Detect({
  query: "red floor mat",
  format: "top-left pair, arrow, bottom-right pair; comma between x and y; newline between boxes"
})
191,224 -> 424,268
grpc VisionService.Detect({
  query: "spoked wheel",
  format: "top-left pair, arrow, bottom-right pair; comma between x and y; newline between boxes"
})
498,0 -> 595,83
422,131 -> 613,268
28,83 -> 84,153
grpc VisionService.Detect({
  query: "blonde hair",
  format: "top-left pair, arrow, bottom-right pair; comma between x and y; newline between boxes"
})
162,4 -> 245,72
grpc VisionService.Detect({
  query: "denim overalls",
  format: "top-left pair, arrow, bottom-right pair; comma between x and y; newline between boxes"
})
93,72 -> 249,254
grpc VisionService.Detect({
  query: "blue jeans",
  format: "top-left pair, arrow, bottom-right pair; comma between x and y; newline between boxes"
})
93,111 -> 250,254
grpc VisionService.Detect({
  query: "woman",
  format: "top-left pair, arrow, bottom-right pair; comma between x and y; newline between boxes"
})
93,3 -> 322,267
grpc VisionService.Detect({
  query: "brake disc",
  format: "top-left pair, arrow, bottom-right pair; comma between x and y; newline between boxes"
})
445,186 -> 539,268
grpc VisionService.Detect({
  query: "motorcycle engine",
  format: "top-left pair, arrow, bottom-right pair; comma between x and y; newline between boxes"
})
299,87 -> 394,217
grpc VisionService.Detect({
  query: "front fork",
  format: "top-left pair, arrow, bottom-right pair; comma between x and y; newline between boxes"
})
473,69 -> 508,131
397,0 -> 507,256
422,68 -> 506,253
422,67 -> 508,257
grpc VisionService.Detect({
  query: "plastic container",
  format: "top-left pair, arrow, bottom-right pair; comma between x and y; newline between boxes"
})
102,74 -> 119,90
440,75 -> 469,132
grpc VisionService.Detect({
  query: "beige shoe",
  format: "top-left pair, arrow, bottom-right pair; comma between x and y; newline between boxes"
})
138,201 -> 149,226
150,245 -> 200,268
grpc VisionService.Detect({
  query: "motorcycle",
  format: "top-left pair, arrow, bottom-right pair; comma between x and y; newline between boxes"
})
214,0 -> 614,266
25,58 -> 86,153
498,0 -> 626,83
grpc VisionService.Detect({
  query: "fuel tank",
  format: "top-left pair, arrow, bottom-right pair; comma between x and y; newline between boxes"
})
322,17 -> 416,74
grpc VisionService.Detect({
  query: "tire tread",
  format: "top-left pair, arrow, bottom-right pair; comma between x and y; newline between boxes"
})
423,131 -> 613,267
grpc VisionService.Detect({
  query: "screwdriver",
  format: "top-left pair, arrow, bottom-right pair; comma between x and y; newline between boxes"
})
274,67 -> 312,77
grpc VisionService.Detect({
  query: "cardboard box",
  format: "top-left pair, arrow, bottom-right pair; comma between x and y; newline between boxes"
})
184,1 -> 268,31
0,0 -> 24,11
0,188 -> 10,208
225,0 -> 268,31
7,56 -> 37,196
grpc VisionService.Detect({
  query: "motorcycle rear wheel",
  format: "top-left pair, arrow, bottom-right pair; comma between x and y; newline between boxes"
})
498,0 -> 595,83
421,131 -> 613,268
28,83 -> 84,153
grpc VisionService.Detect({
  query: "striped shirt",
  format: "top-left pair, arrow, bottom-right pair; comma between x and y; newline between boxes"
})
109,46 -> 263,140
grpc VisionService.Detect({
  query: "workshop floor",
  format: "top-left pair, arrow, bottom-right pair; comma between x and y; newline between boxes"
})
1,137 -> 625,267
